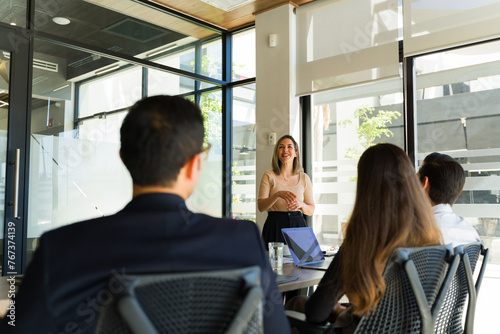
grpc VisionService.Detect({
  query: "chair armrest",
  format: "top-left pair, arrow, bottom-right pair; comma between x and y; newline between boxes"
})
286,310 -> 332,334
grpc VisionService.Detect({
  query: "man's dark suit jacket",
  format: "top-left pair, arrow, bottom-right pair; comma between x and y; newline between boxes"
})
0,193 -> 290,333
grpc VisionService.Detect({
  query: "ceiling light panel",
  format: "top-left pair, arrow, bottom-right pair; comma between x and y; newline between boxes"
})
200,0 -> 256,12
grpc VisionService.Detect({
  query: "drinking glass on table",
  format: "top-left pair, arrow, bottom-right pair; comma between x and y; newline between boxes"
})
268,242 -> 284,270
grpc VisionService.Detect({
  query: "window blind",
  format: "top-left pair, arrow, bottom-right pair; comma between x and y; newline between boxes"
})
296,0 -> 400,96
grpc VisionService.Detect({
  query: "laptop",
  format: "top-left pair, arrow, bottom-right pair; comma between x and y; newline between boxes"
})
281,227 -> 333,271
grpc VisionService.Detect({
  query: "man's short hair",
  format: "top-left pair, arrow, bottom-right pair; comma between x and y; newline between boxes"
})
418,152 -> 466,205
120,95 -> 204,186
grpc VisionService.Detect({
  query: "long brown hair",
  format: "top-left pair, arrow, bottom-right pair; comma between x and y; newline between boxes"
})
271,135 -> 303,175
340,143 -> 441,317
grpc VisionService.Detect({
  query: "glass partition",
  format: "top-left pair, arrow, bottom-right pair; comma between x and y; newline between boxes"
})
79,67 -> 142,118
33,0 -> 222,77
28,39 -> 133,263
27,37 -> 225,266
0,48 -> 10,273
0,0 -> 26,28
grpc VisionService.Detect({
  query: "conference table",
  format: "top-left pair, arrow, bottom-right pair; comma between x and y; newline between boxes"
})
276,260 -> 326,293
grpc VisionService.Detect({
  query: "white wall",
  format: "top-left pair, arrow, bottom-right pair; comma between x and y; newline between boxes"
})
255,4 -> 300,230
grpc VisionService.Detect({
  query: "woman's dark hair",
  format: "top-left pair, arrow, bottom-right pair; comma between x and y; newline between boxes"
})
340,143 -> 441,317
120,95 -> 204,186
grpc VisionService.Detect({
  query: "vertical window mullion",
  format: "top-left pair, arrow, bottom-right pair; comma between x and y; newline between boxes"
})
222,32 -> 232,217
403,56 -> 417,166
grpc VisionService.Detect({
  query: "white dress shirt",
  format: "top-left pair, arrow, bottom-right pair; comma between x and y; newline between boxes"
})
433,203 -> 481,248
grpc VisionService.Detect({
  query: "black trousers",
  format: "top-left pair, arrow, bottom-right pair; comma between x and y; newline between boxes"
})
262,211 -> 307,247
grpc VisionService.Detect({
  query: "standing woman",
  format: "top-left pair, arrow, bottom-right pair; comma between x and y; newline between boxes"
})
258,135 -> 315,245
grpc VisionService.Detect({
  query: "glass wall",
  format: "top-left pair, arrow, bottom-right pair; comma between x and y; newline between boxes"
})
0,0 -> 26,28
27,39 -> 134,263
33,0 -> 221,76
79,68 -> 142,117
1,0 -> 255,275
0,48 -> 10,273
26,34 -> 231,263
232,83 -> 256,221
415,39 -> 500,263
310,78 -> 404,244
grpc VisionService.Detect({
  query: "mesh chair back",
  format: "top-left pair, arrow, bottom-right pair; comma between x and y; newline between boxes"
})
434,242 -> 489,334
94,266 -> 263,334
354,245 -> 456,334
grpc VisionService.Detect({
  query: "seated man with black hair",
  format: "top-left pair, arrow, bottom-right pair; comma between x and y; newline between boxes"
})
0,95 -> 289,333
418,152 -> 480,247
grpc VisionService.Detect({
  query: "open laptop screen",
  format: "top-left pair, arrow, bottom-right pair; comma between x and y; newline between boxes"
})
282,227 -> 324,264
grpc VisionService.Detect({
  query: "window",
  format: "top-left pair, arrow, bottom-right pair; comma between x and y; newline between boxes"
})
296,0 -> 402,244
201,39 -> 223,82
187,89 -> 223,216
232,29 -> 256,81
232,83 -> 256,221
309,80 -> 404,243
414,40 -> 500,333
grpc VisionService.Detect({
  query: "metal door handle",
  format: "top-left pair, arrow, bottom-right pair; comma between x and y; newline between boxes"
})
13,148 -> 20,219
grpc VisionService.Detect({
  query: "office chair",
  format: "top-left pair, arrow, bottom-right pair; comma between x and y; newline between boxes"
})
94,266 -> 263,334
434,241 -> 489,334
287,244 -> 459,334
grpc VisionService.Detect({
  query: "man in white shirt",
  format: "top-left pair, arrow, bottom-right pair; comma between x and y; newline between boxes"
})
418,152 -> 480,248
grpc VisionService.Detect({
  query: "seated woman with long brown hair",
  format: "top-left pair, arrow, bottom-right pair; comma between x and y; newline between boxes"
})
287,143 -> 442,333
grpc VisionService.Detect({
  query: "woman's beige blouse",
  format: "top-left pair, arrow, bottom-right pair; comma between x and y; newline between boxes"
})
258,170 -> 314,212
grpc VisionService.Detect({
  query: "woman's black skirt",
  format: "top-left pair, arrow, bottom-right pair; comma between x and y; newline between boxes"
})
262,211 -> 307,247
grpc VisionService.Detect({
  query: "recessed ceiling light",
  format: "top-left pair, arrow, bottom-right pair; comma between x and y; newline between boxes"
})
146,44 -> 178,58
53,84 -> 69,92
95,64 -> 120,76
53,17 -> 71,25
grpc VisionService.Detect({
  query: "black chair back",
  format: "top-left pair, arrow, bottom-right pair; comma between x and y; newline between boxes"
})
434,242 -> 489,334
354,245 -> 458,334
94,266 -> 263,334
